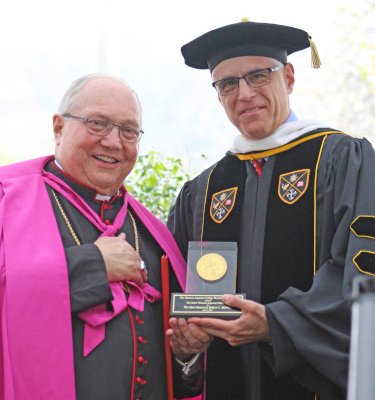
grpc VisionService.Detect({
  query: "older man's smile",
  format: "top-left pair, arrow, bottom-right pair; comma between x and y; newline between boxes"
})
93,154 -> 119,163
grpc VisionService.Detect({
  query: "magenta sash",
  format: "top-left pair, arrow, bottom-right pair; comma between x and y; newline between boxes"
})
0,156 -> 187,400
42,171 -> 164,355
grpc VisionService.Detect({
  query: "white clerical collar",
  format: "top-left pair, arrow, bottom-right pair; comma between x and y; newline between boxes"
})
229,113 -> 330,154
94,193 -> 114,201
54,159 -> 65,171
53,159 -> 120,200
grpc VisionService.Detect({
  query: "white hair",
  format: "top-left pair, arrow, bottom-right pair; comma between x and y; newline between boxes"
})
58,73 -> 142,125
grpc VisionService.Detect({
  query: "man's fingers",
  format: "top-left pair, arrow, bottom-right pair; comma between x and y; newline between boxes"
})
186,323 -> 213,344
168,319 -> 198,345
131,257 -> 145,287
167,319 -> 185,344
190,324 -> 228,340
221,294 -> 248,310
177,319 -> 212,347
189,300 -> 271,345
141,270 -> 148,283
187,317 -> 239,341
176,319 -> 203,346
94,234 -> 146,287
174,319 -> 190,341
168,318 -> 213,360
96,235 -> 145,286
133,277 -> 145,288
188,316 -> 230,331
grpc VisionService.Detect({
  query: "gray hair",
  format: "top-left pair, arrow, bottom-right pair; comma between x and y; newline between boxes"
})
58,73 -> 142,125
268,58 -> 284,68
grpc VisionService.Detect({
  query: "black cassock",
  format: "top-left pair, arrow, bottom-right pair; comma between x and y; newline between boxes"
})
44,161 -> 201,400
168,131 -> 375,400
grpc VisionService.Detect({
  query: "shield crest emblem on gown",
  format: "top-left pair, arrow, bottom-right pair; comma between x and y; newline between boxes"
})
210,187 -> 238,223
278,169 -> 310,204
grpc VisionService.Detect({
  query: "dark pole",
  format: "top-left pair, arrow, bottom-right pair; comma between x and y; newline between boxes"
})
347,275 -> 375,400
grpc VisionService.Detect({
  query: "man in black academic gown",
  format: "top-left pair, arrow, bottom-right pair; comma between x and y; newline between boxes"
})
0,74 -> 210,400
167,19 -> 375,400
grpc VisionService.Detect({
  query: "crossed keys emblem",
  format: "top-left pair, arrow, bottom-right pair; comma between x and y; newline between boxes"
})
210,187 -> 238,223
278,169 -> 310,204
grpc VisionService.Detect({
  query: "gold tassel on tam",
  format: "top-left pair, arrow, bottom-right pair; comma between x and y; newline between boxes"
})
241,17 -> 250,22
308,38 -> 321,69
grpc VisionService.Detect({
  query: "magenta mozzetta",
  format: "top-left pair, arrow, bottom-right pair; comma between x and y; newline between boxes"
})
0,155 -> 187,400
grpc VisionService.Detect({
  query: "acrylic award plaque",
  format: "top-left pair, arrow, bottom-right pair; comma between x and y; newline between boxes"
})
170,241 -> 245,319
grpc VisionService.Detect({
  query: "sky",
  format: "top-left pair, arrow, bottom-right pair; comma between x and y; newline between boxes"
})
0,0 -> 367,170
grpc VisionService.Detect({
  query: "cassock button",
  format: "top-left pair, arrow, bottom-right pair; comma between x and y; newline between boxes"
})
104,219 -> 112,225
138,356 -> 148,363
136,377 -> 146,384
138,336 -> 147,344
135,316 -> 144,324
103,203 -> 112,210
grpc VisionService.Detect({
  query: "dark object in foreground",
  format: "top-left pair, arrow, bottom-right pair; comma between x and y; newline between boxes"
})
348,275 -> 375,400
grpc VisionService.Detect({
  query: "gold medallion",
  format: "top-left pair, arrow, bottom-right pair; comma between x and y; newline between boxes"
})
196,253 -> 227,281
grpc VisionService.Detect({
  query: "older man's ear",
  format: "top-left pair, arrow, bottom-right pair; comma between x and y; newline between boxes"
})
53,114 -> 64,145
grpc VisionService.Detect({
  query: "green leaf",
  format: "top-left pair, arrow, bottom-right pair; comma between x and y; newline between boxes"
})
125,151 -> 207,223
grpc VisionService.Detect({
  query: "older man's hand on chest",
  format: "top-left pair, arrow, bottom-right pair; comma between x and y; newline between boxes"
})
94,232 -> 147,288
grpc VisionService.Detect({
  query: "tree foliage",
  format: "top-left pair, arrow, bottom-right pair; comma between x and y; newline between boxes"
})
316,0 -> 375,138
0,152 -> 16,167
293,0 -> 375,141
125,151 -> 207,223
332,0 -> 375,137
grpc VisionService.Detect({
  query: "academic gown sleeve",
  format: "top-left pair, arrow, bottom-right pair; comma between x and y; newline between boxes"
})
262,136 -> 375,398
167,177 -> 199,261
